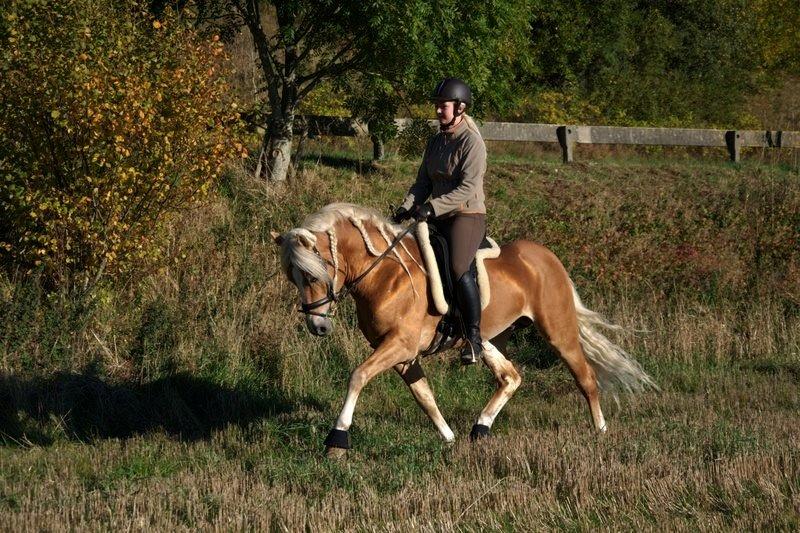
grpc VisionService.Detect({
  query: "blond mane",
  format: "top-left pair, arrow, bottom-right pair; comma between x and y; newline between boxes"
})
279,203 -> 423,293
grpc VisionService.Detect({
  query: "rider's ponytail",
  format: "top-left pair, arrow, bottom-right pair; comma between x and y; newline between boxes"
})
462,114 -> 483,139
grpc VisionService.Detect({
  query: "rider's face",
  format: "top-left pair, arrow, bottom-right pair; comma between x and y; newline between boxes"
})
435,100 -> 457,125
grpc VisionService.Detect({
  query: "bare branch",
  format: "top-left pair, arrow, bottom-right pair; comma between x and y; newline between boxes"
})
292,3 -> 343,47
238,0 -> 284,88
296,35 -> 361,85
298,51 -> 367,100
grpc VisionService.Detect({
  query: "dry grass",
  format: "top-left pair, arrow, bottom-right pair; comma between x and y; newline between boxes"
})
1,152 -> 799,530
1,360 -> 798,530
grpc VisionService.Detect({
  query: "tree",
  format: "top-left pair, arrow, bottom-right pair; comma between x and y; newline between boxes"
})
346,0 -> 534,160
193,0 -> 532,181
523,0 -> 763,126
753,0 -> 800,75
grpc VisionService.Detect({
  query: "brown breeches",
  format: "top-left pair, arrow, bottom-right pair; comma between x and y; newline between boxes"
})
431,213 -> 486,279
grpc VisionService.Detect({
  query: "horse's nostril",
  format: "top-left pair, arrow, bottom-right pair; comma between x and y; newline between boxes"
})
319,325 -> 329,335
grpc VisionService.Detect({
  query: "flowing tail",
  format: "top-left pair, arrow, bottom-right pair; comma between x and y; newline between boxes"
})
571,284 -> 658,397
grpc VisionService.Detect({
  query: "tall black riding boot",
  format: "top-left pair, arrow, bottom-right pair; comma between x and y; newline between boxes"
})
456,271 -> 483,365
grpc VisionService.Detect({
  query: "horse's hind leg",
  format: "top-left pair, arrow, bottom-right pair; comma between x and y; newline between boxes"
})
472,342 -> 522,439
541,325 -> 607,433
394,360 -> 455,443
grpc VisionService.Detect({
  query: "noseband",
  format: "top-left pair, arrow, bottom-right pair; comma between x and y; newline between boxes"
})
298,221 -> 419,319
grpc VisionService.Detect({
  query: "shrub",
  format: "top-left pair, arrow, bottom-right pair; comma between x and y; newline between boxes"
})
0,0 -> 242,288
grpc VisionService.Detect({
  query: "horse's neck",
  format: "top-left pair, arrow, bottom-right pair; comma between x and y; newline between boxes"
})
335,222 -> 379,283
338,221 -> 421,287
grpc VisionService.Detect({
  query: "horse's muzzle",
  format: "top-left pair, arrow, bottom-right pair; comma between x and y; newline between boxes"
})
306,315 -> 333,336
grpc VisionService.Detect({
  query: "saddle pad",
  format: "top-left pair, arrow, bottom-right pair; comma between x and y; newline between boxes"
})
416,221 -> 501,315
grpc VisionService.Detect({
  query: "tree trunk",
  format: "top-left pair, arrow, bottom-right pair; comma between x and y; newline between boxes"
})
256,110 -> 294,182
371,134 -> 385,161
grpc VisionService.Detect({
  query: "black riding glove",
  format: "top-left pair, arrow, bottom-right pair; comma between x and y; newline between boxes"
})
414,203 -> 434,221
392,207 -> 412,223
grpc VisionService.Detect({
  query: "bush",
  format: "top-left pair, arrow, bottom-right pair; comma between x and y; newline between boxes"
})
0,0 -> 242,288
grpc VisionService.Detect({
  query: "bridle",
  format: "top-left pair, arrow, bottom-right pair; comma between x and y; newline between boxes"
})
298,221 -> 420,319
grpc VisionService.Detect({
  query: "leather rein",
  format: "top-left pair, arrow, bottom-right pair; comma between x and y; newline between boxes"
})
298,221 -> 420,318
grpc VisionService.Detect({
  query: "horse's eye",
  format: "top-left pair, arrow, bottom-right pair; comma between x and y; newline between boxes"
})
307,276 -> 318,284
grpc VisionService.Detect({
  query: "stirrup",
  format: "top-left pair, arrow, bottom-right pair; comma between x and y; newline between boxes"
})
460,337 -> 483,365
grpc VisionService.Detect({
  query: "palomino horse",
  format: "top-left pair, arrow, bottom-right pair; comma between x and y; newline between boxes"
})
272,203 -> 655,457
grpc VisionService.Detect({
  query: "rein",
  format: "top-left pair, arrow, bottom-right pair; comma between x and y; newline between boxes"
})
299,221 -> 420,318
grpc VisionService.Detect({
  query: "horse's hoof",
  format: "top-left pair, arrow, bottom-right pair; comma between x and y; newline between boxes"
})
469,424 -> 491,442
325,446 -> 348,460
323,428 -> 351,458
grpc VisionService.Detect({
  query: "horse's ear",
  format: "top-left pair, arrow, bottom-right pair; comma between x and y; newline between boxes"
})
270,231 -> 284,246
297,234 -> 315,249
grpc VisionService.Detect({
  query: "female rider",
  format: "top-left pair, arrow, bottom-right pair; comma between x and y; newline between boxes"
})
393,78 -> 487,365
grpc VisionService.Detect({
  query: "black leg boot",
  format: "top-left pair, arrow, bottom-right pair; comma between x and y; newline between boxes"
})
456,271 -> 483,365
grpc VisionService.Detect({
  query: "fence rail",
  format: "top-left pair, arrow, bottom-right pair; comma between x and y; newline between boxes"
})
299,116 -> 800,163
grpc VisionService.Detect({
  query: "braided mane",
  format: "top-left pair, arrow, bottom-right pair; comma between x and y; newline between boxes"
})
279,203 -> 423,292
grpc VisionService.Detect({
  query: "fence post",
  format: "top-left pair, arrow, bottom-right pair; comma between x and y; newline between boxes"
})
725,130 -> 741,162
557,125 -> 576,163
766,130 -> 783,148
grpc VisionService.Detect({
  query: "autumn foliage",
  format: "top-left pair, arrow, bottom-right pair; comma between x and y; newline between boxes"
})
0,0 -> 242,287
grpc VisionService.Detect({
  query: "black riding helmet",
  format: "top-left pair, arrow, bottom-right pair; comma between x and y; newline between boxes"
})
431,78 -> 471,131
430,78 -> 472,107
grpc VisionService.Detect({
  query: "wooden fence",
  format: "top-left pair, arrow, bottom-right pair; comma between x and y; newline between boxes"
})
299,116 -> 800,163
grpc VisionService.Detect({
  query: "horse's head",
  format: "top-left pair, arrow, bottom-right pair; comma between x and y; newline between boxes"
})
272,202 -> 420,338
271,228 -> 339,336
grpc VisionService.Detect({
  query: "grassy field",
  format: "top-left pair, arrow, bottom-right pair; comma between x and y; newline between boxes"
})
1,146 -> 799,530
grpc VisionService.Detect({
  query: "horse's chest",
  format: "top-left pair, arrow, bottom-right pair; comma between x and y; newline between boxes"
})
356,306 -> 394,342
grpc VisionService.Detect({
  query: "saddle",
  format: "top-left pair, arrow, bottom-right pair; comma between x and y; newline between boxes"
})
415,221 -> 501,356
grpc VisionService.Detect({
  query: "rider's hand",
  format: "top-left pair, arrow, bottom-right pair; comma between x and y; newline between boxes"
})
392,207 -> 412,223
414,203 -> 434,221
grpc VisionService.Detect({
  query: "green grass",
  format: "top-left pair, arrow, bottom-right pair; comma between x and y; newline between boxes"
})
1,148 -> 799,529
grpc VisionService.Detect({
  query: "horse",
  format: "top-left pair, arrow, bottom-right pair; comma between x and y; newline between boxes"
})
271,203 -> 655,458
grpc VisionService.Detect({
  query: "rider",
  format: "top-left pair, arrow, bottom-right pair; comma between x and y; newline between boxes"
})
393,78 -> 487,365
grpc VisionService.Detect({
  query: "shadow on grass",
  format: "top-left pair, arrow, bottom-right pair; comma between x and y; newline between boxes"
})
741,360 -> 800,383
0,371 -> 323,446
512,328 -> 560,370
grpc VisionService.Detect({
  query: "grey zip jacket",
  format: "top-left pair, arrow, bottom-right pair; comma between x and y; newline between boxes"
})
401,120 -> 487,217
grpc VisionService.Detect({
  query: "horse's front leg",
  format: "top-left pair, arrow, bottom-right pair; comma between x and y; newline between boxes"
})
394,359 -> 455,444
470,341 -> 522,440
324,334 -> 416,458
